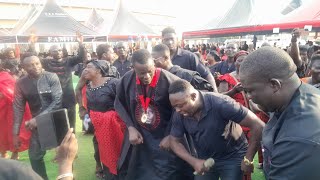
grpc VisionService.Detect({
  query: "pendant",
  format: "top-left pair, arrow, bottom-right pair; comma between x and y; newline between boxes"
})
141,112 -> 148,123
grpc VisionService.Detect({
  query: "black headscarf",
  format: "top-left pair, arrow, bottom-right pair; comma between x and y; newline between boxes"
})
208,50 -> 221,62
90,60 -> 110,77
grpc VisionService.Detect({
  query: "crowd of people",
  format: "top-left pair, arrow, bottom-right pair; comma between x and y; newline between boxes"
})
0,26 -> 320,180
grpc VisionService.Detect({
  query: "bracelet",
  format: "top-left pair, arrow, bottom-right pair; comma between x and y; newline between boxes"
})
56,173 -> 73,180
243,156 -> 254,166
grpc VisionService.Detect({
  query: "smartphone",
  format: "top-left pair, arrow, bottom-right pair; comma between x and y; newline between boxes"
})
36,109 -> 70,150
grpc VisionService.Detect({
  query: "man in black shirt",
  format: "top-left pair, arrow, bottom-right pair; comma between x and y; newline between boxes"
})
240,47 -> 320,180
241,41 -> 249,51
95,44 -> 119,78
215,43 -> 237,75
152,44 -> 213,92
161,27 -> 217,92
74,50 -> 92,78
13,56 -> 62,179
289,28 -> 309,78
169,79 -> 264,179
41,41 -> 84,131
113,42 -> 132,77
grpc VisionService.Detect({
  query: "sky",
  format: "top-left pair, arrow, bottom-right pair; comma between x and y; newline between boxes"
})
0,0 -> 315,32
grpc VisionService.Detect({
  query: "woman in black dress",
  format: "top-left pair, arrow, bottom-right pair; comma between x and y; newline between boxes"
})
80,60 -> 126,180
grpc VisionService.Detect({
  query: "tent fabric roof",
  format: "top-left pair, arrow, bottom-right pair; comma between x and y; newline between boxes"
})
204,0 -> 254,29
108,0 -> 157,37
85,9 -> 105,32
0,28 -> 10,36
12,0 -> 97,36
183,0 -> 320,38
11,5 -> 40,35
202,0 -> 255,30
277,0 -> 320,23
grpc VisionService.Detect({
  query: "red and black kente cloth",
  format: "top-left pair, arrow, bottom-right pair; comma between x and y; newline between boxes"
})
90,110 -> 126,175
0,72 -> 32,152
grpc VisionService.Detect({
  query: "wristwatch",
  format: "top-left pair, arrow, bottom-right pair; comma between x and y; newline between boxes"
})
243,156 -> 254,166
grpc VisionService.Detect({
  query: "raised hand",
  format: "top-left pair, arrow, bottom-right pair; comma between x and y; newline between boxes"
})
291,28 -> 301,42
76,31 -> 83,44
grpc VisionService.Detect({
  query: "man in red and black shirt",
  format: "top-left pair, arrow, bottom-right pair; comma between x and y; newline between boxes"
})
115,49 -> 192,180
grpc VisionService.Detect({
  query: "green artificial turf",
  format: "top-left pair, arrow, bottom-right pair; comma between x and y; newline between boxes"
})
13,75 -> 266,180
17,114 -> 97,180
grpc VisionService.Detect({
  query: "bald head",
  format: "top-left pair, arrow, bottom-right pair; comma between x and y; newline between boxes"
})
261,42 -> 271,47
49,45 -> 63,59
240,47 -> 297,82
116,42 -> 128,58
116,42 -> 127,48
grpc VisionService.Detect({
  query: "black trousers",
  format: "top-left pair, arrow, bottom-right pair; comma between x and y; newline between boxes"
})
28,131 -> 48,180
126,129 -> 192,180
103,164 -> 127,180
93,135 -> 101,168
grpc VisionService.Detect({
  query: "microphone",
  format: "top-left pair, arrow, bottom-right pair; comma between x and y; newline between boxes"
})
193,158 -> 215,175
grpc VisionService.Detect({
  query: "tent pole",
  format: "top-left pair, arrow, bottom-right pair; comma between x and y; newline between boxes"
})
15,35 -> 19,44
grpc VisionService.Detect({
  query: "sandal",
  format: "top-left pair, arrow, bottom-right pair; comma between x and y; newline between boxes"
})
1,152 -> 9,159
95,165 -> 103,179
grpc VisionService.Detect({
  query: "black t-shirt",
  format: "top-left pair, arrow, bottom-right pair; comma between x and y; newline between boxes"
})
42,52 -> 84,108
263,83 -> 320,180
73,63 -> 85,78
215,60 -> 236,75
172,48 -> 210,79
209,63 -> 220,75
113,57 -> 132,77
171,92 -> 248,160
